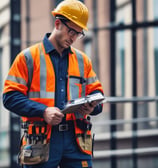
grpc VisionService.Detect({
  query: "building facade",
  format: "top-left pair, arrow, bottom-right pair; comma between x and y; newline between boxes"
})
0,0 -> 158,168
0,0 -> 11,167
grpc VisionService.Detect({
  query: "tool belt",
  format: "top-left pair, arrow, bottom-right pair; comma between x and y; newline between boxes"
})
18,121 -> 50,165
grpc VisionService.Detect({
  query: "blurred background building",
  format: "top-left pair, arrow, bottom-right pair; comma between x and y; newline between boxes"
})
0,0 -> 158,168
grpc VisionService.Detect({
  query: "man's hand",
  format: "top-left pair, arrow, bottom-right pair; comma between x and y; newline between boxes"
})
78,101 -> 98,116
43,107 -> 64,125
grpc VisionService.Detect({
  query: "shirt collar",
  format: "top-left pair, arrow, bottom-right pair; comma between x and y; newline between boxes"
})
43,33 -> 72,54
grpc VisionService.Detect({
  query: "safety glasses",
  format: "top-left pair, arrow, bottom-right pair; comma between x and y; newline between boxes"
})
60,19 -> 85,39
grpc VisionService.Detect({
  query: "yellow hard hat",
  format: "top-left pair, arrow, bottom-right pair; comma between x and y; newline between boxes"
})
52,0 -> 89,31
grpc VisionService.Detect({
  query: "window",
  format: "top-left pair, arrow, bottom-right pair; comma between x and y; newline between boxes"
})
55,0 -> 84,8
153,0 -> 158,19
116,31 -> 125,97
0,28 -> 3,123
153,0 -> 158,112
0,25 -> 10,168
55,0 -> 63,6
0,48 -> 2,92
84,38 -> 92,58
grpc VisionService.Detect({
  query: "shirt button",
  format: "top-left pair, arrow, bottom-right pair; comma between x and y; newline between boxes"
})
61,89 -> 64,92
59,77 -> 63,81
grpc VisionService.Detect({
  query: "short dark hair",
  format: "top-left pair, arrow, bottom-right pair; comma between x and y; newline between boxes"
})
55,15 -> 69,22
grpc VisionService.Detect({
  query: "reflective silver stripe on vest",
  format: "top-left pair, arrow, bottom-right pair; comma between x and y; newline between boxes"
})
6,75 -> 27,86
86,76 -> 98,85
39,45 -> 47,92
69,78 -> 80,99
23,48 -> 34,89
75,50 -> 86,97
28,91 -> 55,99
37,44 -> 55,99
73,50 -> 86,119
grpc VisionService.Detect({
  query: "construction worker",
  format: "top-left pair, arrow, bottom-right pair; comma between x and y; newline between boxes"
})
3,0 -> 104,168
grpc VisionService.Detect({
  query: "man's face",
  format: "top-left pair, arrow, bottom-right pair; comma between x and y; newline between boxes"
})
55,19 -> 83,49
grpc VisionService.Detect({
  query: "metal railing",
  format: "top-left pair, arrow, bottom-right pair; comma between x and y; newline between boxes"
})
102,96 -> 158,104
93,96 -> 158,168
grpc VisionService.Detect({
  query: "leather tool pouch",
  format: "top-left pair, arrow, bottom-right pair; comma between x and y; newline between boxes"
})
76,118 -> 93,153
77,134 -> 92,152
18,143 -> 49,165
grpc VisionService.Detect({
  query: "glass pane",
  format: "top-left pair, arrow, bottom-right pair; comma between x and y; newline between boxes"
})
153,0 -> 158,19
116,0 -> 132,25
116,30 -> 133,99
55,0 -> 63,6
0,48 -> 2,92
116,31 -> 125,97
137,0 -> 158,22
84,39 -> 92,58
154,27 -> 158,115
0,131 -> 10,166
0,25 -> 10,129
116,30 -> 133,131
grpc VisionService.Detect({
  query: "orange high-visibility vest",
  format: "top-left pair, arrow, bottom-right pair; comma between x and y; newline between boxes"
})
3,42 -> 103,155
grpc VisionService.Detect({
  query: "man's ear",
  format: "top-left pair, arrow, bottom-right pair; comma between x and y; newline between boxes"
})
55,19 -> 61,30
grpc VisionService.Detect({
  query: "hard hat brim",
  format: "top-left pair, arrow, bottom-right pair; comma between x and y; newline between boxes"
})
52,11 -> 88,31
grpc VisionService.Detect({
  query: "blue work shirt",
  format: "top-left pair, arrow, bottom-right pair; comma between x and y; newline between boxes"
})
43,33 -> 69,110
3,33 -> 102,118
